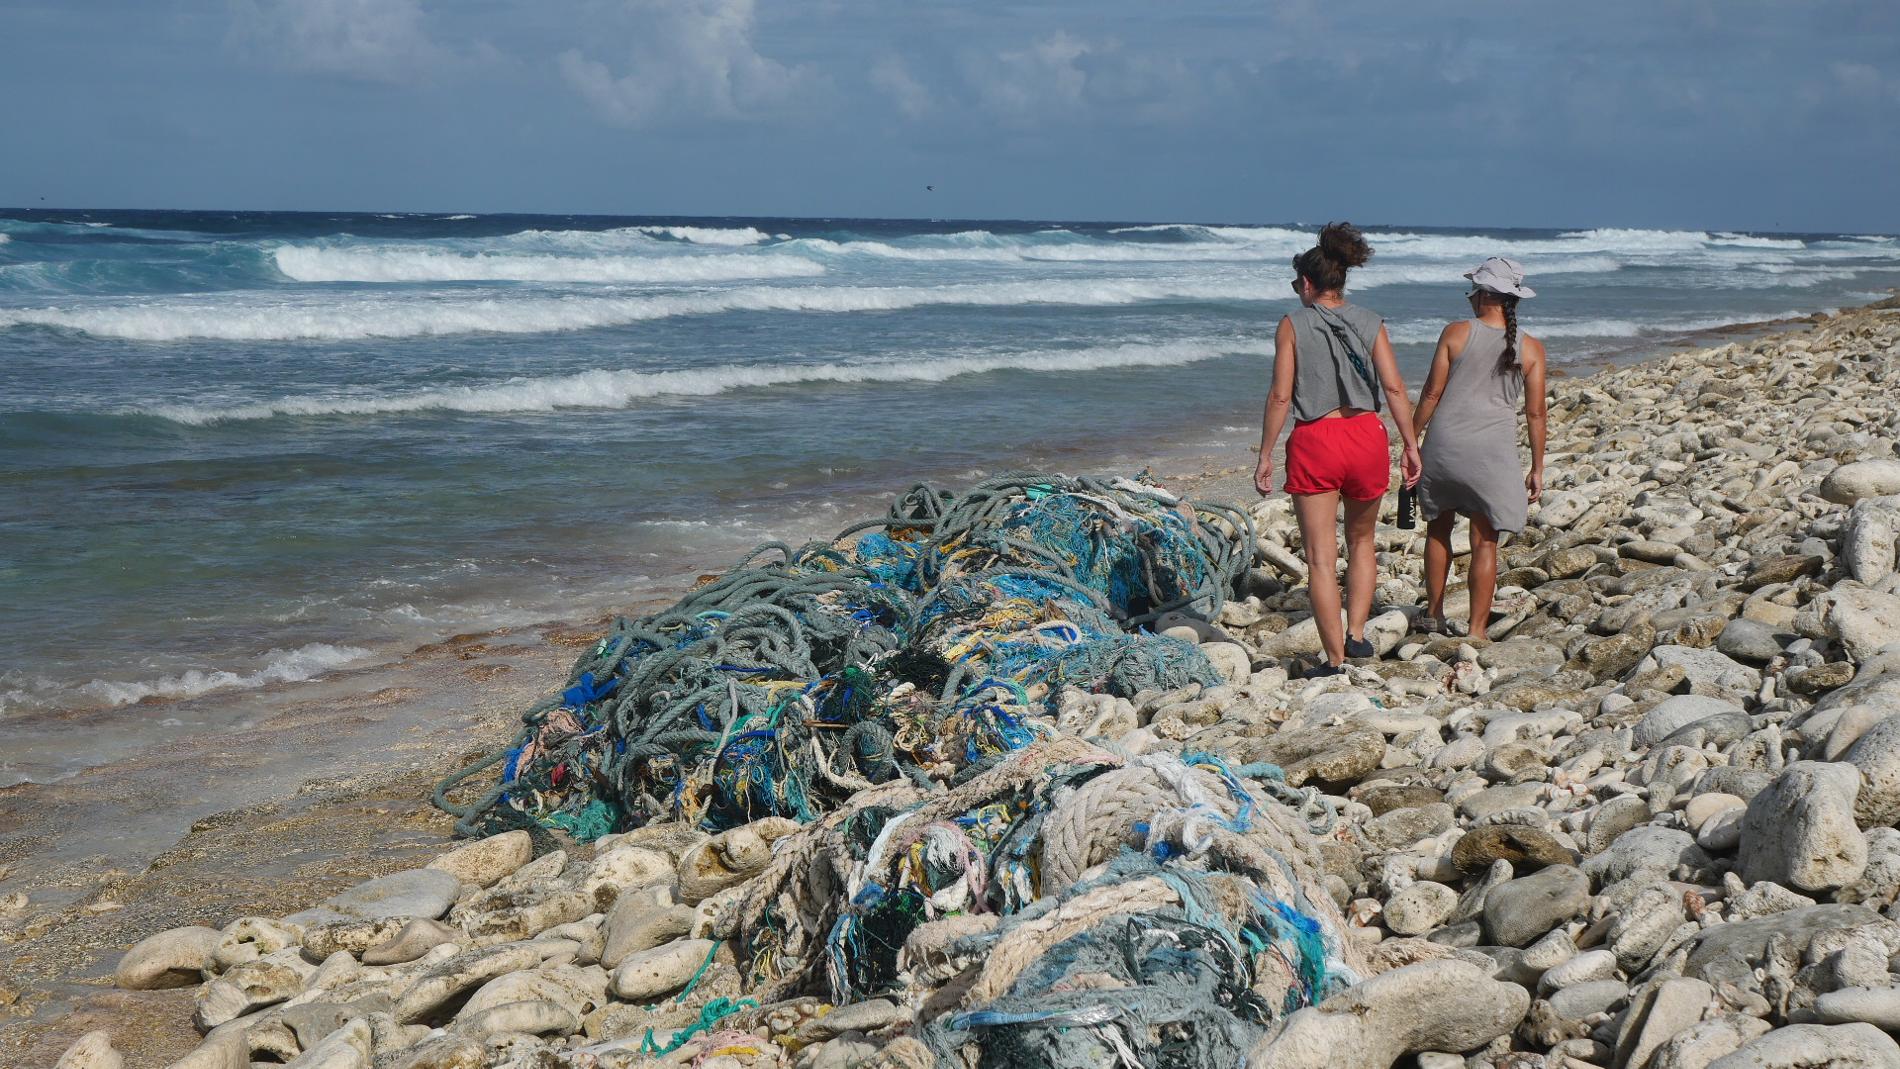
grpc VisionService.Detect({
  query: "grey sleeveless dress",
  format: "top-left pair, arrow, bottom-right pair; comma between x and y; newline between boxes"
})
1418,320 -> 1528,533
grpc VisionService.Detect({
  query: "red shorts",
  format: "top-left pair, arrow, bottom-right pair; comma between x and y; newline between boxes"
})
1284,412 -> 1391,501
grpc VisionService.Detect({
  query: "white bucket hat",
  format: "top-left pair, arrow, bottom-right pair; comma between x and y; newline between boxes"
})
1464,256 -> 1536,298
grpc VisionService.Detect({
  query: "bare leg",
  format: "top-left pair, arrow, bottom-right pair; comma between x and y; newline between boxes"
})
1468,513 -> 1501,640
1342,495 -> 1380,641
1424,511 -> 1456,622
1293,491 -> 1345,666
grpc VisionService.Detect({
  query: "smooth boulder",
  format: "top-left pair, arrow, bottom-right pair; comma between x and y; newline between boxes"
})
1244,960 -> 1528,1069
115,925 -> 222,990
1738,762 -> 1869,893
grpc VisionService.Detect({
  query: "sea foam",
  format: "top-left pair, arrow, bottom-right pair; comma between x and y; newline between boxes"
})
270,245 -> 824,284
1,277 -> 1270,342
143,337 -> 1268,423
69,643 -> 371,708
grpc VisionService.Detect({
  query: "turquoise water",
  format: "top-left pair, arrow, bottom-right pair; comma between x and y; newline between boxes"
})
3,210 -> 1898,784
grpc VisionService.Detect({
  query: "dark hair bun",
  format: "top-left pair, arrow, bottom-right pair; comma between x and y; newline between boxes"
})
1319,222 -> 1372,268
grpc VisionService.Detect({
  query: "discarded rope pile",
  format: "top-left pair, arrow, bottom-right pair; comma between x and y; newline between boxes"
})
421,472 -> 1371,1065
433,472 -> 1252,844
715,739 -> 1358,1067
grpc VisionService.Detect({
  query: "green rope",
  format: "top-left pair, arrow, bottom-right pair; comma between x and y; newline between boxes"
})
636,940 -> 759,1057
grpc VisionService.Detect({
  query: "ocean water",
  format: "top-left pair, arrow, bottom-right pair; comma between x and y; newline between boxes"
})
3,209 -> 1898,785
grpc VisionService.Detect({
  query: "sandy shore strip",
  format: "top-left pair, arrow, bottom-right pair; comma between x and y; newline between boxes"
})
5,296 -> 1897,1067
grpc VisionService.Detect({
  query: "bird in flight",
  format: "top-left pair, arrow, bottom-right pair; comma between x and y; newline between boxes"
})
926,185 -> 934,192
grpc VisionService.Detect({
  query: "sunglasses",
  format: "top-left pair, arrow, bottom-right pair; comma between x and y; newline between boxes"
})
1291,279 -> 1305,292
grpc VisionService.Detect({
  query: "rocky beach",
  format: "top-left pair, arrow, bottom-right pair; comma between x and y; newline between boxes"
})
20,299 -> 1900,1069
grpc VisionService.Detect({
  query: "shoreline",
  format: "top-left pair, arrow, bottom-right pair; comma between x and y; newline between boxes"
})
2,295 -> 1856,772
0,294 -> 1885,1064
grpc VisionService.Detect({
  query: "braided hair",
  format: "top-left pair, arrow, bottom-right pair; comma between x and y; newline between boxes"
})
1495,294 -> 1522,376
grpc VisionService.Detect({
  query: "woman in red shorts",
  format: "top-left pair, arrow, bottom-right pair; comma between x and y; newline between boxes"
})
1254,222 -> 1423,677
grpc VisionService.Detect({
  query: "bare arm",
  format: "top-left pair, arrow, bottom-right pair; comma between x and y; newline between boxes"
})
1370,323 -> 1423,487
1521,333 -> 1549,501
1255,316 -> 1297,495
1413,325 -> 1457,434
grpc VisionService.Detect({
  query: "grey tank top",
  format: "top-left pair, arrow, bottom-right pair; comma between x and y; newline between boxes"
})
1435,320 -> 1524,429
1285,303 -> 1386,422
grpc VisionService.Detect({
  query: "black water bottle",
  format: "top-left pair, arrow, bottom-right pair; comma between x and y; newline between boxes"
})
1397,485 -> 1416,530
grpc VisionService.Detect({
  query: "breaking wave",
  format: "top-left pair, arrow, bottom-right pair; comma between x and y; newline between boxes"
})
68,643 -> 372,708
0,277 -> 1269,341
270,245 -> 824,283
142,337 -> 1268,423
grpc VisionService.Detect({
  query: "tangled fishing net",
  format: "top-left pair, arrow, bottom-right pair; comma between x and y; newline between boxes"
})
434,472 -> 1251,844
433,472 -> 1363,1066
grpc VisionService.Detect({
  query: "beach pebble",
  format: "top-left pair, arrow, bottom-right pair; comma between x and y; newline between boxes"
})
1844,716 -> 1900,827
1453,825 -> 1579,875
427,831 -> 533,888
1615,977 -> 1713,1069
1585,826 -> 1717,886
1683,793 -> 1745,831
1636,695 -> 1744,747
1682,904 -> 1880,988
452,998 -> 581,1038
1482,864 -> 1590,948
677,829 -> 774,904
212,916 -> 304,973
1843,497 -> 1900,582
115,924 -> 222,990
298,868 -> 462,926
459,964 -> 607,1021
796,998 -> 907,1044
1716,619 -> 1789,663
1820,459 -> 1900,505
1243,960 -> 1528,1069
1815,986 -> 1900,1031
1650,1015 -> 1773,1069
281,1016 -> 371,1069
1541,949 -> 1618,992
1638,645 -> 1762,699
1201,641 -> 1251,685
609,938 -> 716,1003
193,952 -> 316,1030
601,890 -> 692,970
1697,807 -> 1747,853
1583,795 -> 1653,855
53,1031 -> 122,1069
584,845 -> 674,900
1705,1022 -> 1900,1069
1739,761 -> 1869,893
362,918 -> 459,966
1816,587 -> 1900,664
394,943 -> 542,1024
1548,979 -> 1629,1020
1383,881 -> 1457,936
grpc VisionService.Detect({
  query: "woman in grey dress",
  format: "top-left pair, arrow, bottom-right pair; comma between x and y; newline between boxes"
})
1414,257 -> 1548,640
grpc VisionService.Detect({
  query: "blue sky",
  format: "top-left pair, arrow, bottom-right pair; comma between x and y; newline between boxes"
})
3,1 -> 1897,231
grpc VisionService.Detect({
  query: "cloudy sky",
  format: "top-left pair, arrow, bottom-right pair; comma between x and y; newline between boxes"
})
3,0 -> 1896,231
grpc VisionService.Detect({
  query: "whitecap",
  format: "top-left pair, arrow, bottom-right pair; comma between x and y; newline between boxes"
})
142,337 -> 1269,423
1,277 -> 1272,342
270,245 -> 825,284
70,643 -> 372,708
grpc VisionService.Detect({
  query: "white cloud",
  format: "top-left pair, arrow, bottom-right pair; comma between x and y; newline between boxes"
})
973,32 -> 1093,122
959,32 -> 1212,127
229,0 -> 484,84
870,55 -> 932,119
1833,60 -> 1900,103
558,0 -> 819,126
